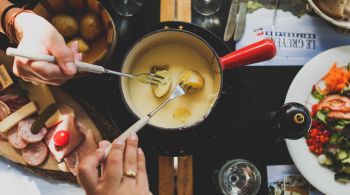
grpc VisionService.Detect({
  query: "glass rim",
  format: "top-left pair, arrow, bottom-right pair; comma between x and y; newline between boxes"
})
218,159 -> 261,195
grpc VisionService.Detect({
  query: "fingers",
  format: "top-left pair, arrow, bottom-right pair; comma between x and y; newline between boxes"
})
13,35 -> 80,85
21,74 -> 67,86
136,148 -> 149,188
30,61 -> 71,80
99,140 -> 111,149
98,140 -> 111,175
103,140 -> 125,187
13,56 -> 70,85
68,40 -> 79,53
75,53 -> 83,61
77,149 -> 105,193
68,40 -> 83,62
123,133 -> 139,184
13,57 -> 34,77
48,36 -> 77,75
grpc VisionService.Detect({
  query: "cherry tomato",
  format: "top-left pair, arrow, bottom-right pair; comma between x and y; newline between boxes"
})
311,104 -> 319,116
54,130 -> 70,147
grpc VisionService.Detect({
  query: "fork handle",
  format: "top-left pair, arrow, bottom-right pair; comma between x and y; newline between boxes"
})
6,47 -> 56,62
6,47 -> 106,74
103,115 -> 150,159
75,61 -> 105,74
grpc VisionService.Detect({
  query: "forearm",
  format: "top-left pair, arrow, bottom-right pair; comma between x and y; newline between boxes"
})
0,1 -> 21,33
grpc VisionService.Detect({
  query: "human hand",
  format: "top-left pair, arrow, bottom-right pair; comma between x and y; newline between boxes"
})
12,12 -> 78,85
77,134 -> 151,195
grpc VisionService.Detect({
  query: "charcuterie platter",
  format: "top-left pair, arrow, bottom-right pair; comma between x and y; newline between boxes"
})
0,66 -> 116,183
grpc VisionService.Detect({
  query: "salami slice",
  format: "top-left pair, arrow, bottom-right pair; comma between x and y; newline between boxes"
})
18,117 -> 47,143
22,141 -> 48,166
7,126 -> 28,149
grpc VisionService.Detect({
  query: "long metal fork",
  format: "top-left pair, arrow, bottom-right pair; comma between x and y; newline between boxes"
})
103,84 -> 186,158
6,47 -> 164,85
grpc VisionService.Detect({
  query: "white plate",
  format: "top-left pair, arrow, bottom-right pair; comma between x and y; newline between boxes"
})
285,46 -> 350,195
0,158 -> 84,195
308,0 -> 350,29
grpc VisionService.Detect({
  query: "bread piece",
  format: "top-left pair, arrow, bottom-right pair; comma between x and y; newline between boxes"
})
315,0 -> 348,19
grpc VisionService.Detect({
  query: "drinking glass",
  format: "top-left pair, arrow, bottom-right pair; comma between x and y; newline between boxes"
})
192,0 -> 223,16
111,0 -> 143,17
217,159 -> 261,195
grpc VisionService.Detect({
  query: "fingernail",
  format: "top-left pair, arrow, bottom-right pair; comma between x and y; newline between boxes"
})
138,148 -> 143,155
66,63 -> 77,75
78,53 -> 83,61
129,133 -> 138,141
99,141 -> 110,149
96,148 -> 104,153
113,138 -> 125,145
74,41 -> 79,50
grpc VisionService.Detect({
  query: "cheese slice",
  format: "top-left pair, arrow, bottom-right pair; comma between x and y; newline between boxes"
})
27,84 -> 62,128
57,161 -> 70,172
0,102 -> 37,133
27,84 -> 54,112
0,65 -> 13,92
45,111 -> 61,127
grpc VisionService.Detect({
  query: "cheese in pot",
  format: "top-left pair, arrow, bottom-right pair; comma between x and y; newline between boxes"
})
125,42 -> 219,129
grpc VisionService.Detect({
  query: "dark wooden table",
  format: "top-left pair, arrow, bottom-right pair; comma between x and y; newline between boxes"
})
62,0 -> 300,194
3,0 -> 302,194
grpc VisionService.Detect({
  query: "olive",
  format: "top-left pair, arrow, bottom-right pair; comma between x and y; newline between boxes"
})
342,90 -> 350,98
326,117 -> 337,126
343,126 -> 350,139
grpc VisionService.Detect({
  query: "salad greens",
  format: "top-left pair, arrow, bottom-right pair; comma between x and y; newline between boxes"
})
308,63 -> 350,183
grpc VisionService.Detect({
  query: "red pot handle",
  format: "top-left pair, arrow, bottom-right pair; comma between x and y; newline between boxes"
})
220,39 -> 276,70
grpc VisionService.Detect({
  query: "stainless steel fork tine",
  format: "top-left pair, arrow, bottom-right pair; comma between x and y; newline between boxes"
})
148,75 -> 165,83
144,79 -> 161,85
149,78 -> 162,84
152,74 -> 165,79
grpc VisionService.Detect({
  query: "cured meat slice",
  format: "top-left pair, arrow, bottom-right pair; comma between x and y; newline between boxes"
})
64,152 -> 77,175
7,126 -> 28,149
0,94 -> 18,102
328,111 -> 350,120
0,94 -> 28,112
22,141 -> 48,166
318,95 -> 350,112
64,123 -> 98,175
18,117 -> 47,143
75,123 -> 98,160
45,112 -> 84,162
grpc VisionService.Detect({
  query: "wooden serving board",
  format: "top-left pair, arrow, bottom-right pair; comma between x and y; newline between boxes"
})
0,86 -> 116,182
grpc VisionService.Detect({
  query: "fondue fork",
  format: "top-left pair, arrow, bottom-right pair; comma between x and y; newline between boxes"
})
103,84 -> 186,158
6,47 -> 164,85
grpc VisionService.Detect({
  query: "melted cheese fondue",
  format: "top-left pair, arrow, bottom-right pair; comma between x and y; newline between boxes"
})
122,36 -> 220,129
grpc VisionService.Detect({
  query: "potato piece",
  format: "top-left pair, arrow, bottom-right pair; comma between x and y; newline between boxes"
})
173,108 -> 192,123
179,70 -> 205,93
51,14 -> 79,38
80,13 -> 102,41
67,38 -> 90,54
152,70 -> 171,98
